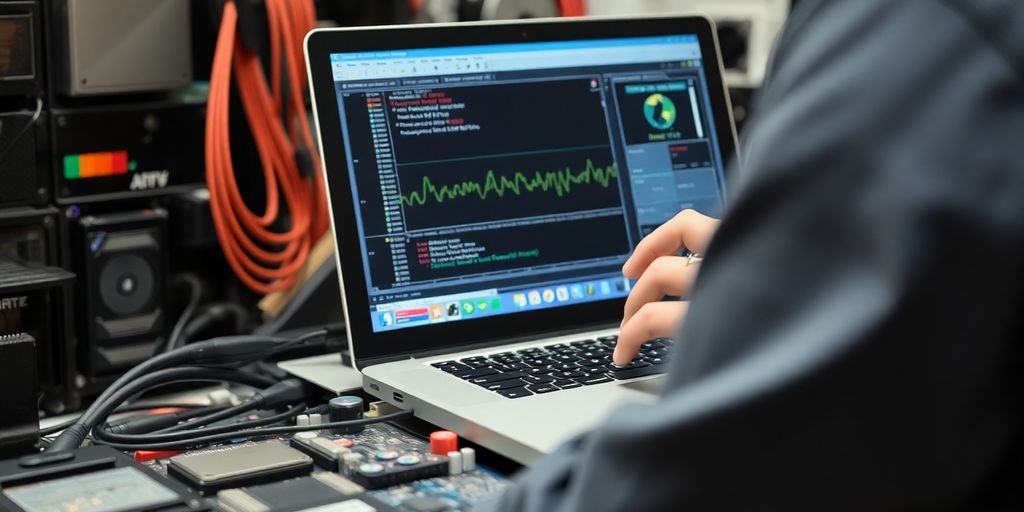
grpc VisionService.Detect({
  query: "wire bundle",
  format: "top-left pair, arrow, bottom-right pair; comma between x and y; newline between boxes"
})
38,329 -> 412,455
206,0 -> 328,294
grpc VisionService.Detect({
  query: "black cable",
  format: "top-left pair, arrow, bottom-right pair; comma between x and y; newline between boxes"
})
40,402 -> 214,437
47,330 -> 325,453
156,400 -> 258,433
92,403 -> 307,446
48,364 -> 278,453
100,405 -> 233,437
0,96 -> 43,167
177,301 -> 253,347
93,409 -> 416,451
95,379 -> 310,442
166,273 -> 203,352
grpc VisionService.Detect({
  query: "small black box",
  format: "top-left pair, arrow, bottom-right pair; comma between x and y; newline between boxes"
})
0,333 -> 39,458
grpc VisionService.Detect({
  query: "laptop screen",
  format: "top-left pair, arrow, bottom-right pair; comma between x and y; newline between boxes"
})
328,34 -> 728,333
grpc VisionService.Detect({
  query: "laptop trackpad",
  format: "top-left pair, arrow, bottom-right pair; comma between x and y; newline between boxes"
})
619,375 -> 665,395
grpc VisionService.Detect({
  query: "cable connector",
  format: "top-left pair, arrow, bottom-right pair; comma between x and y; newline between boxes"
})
103,413 -> 185,435
252,378 -> 310,410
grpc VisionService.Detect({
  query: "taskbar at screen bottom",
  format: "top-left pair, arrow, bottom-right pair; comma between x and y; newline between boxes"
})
370,276 -> 631,332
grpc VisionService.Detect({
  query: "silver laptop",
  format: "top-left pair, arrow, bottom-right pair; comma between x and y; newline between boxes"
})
305,16 -> 737,464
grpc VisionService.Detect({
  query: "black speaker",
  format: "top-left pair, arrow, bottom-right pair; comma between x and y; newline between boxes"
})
71,208 -> 168,381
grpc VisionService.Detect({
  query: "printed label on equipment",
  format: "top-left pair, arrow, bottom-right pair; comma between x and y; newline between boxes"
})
2,466 -> 180,512
299,499 -> 377,512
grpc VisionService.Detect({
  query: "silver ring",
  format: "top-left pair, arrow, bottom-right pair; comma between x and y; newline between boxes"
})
686,253 -> 704,266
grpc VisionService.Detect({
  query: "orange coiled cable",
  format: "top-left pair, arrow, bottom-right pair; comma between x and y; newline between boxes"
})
206,0 -> 327,294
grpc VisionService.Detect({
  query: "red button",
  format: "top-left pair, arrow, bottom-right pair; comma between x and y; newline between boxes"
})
133,450 -> 182,462
429,430 -> 458,455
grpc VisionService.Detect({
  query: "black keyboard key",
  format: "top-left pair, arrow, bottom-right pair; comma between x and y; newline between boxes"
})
576,358 -> 606,367
606,361 -> 650,372
492,352 -> 515,358
468,371 -> 525,384
570,339 -> 597,346
502,362 -> 530,371
524,367 -> 554,375
645,349 -> 668,358
648,357 -> 667,365
574,375 -> 613,386
527,384 -> 560,394
455,367 -> 499,379
597,335 -> 618,342
608,365 -> 666,380
523,374 -> 555,385
554,379 -> 582,389
552,362 -> 582,371
437,365 -> 467,374
431,360 -> 457,368
553,354 -> 577,362
582,366 -> 606,375
544,343 -> 568,351
517,347 -> 541,355
482,378 -> 529,391
497,387 -> 533,399
526,358 -> 558,366
553,370 -> 587,379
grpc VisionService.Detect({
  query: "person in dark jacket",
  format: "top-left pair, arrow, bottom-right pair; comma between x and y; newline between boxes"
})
484,0 -> 1024,509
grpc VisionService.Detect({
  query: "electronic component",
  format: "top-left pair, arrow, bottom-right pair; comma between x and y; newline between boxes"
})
329,395 -> 365,434
51,100 -> 206,203
291,432 -> 354,472
0,445 -> 203,512
429,431 -> 458,456
53,0 -> 192,96
345,450 -> 449,490
460,447 -> 476,472
217,473 -> 392,512
167,441 -> 313,494
0,1 -> 42,98
0,333 -> 38,458
447,450 -> 463,476
70,209 -> 170,389
4,466 -> 181,512
0,255 -> 77,414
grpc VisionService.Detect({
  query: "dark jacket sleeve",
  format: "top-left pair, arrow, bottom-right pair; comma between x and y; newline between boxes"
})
485,0 -> 1024,510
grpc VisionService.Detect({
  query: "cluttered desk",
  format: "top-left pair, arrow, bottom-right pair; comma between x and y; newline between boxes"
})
0,1 -> 764,510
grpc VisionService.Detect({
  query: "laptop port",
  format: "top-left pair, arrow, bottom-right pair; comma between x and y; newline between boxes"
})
392,392 -> 404,403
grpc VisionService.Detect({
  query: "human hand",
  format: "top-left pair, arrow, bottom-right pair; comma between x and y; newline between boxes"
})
614,209 -> 720,365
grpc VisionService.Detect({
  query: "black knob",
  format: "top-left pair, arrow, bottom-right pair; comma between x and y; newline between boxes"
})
329,395 -> 364,434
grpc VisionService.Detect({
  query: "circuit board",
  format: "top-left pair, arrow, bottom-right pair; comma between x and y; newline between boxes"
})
138,422 -> 509,511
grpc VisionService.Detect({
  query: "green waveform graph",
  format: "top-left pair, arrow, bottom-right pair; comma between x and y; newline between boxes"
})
399,159 -> 619,207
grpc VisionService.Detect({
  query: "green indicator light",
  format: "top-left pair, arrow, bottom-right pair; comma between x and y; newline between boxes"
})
63,155 -> 80,179
128,160 -> 138,172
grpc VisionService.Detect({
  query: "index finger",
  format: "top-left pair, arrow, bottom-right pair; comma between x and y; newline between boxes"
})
622,209 -> 719,279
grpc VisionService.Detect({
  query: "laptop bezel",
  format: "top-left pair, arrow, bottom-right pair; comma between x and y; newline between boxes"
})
305,16 -> 738,368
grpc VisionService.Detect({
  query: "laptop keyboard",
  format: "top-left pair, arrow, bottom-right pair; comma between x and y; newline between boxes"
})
430,335 -> 674,399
